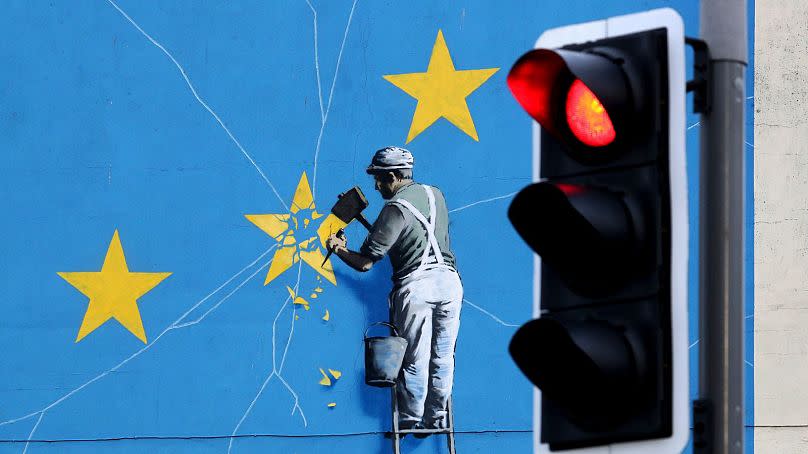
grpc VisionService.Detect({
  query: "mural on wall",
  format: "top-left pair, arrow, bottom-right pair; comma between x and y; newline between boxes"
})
0,0 -> 753,453
327,146 -> 465,433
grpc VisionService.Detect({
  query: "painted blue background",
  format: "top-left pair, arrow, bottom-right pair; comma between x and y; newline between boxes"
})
0,1 -> 754,453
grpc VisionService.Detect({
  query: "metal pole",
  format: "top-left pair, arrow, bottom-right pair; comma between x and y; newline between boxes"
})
698,1 -> 748,453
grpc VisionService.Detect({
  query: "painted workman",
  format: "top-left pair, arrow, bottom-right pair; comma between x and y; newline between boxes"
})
326,146 -> 463,431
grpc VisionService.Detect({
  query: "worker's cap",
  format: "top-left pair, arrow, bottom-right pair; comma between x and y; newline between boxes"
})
366,146 -> 414,174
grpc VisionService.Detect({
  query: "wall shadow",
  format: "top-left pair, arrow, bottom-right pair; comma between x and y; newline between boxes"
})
334,260 -> 395,454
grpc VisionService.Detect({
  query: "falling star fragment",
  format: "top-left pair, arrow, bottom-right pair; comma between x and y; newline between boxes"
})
319,368 -> 332,386
286,286 -> 310,311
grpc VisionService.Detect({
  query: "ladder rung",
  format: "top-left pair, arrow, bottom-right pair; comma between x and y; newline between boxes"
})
394,428 -> 453,435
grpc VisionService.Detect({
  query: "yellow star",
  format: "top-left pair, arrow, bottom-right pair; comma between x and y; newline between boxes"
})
57,230 -> 171,344
245,172 -> 347,286
384,29 -> 499,143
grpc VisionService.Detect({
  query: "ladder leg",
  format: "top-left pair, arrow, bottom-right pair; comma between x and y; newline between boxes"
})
389,306 -> 401,454
446,396 -> 456,454
392,384 -> 400,454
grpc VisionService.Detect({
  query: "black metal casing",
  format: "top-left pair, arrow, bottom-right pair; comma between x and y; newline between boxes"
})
507,28 -> 673,451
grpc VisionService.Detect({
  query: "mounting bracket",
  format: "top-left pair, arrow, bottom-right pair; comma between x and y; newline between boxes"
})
685,37 -> 710,114
692,398 -> 713,454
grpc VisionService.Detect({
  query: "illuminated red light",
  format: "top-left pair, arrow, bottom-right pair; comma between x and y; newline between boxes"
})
565,79 -> 616,147
507,50 -> 567,135
555,183 -> 585,196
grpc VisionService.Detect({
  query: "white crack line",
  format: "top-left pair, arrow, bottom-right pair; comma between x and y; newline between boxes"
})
309,0 -> 359,195
277,270 -> 300,375
463,299 -> 520,328
304,0 -> 325,123
171,250 -> 276,329
449,191 -> 518,214
21,413 -> 43,454
0,246 -> 277,450
105,0 -> 288,211
228,262 -> 306,454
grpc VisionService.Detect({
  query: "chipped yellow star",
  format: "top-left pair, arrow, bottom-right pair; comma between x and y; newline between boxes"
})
384,29 -> 499,143
57,230 -> 171,344
246,172 -> 347,286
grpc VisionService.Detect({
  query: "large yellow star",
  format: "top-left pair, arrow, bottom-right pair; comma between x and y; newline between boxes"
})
57,230 -> 171,344
246,172 -> 347,286
383,29 -> 499,143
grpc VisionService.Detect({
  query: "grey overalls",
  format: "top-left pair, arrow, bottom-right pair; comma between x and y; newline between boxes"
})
388,185 -> 463,429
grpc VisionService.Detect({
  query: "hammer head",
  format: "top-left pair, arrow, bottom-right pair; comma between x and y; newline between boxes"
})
331,186 -> 369,224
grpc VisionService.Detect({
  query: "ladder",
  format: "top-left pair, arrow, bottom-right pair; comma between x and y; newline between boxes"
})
388,388 -> 456,454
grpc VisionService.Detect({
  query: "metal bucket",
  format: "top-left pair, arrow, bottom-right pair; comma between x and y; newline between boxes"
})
364,322 -> 408,387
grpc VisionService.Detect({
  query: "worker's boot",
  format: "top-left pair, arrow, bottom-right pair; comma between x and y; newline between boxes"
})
413,422 -> 435,439
398,420 -> 418,439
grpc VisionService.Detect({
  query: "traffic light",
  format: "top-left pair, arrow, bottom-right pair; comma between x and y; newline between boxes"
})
505,9 -> 688,453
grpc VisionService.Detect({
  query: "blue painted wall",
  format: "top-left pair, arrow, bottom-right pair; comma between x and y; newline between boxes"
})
0,1 -> 753,453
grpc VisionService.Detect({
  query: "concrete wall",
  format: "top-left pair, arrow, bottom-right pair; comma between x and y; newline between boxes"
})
755,1 -> 808,452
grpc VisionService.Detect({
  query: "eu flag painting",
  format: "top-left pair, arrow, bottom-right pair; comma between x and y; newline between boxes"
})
0,1 -> 741,454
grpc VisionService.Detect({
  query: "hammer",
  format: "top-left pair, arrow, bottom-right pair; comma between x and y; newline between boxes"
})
322,186 -> 373,266
331,186 -> 373,231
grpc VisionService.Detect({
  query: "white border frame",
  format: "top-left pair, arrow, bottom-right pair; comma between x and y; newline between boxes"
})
531,8 -> 688,454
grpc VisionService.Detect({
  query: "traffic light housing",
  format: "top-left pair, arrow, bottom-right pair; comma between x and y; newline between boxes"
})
506,9 -> 688,453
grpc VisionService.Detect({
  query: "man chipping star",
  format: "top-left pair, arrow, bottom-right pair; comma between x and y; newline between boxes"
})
326,146 -> 463,432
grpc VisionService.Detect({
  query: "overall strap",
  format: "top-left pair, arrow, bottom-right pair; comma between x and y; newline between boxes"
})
390,185 -> 444,267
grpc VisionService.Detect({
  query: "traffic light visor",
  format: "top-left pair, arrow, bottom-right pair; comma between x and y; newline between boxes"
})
508,181 -> 641,296
507,48 -> 631,153
507,49 -> 567,136
509,317 -> 643,431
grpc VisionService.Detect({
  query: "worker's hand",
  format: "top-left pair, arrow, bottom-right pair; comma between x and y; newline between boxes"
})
326,233 -> 347,252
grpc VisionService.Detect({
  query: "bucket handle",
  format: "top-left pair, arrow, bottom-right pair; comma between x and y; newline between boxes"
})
364,321 -> 400,339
